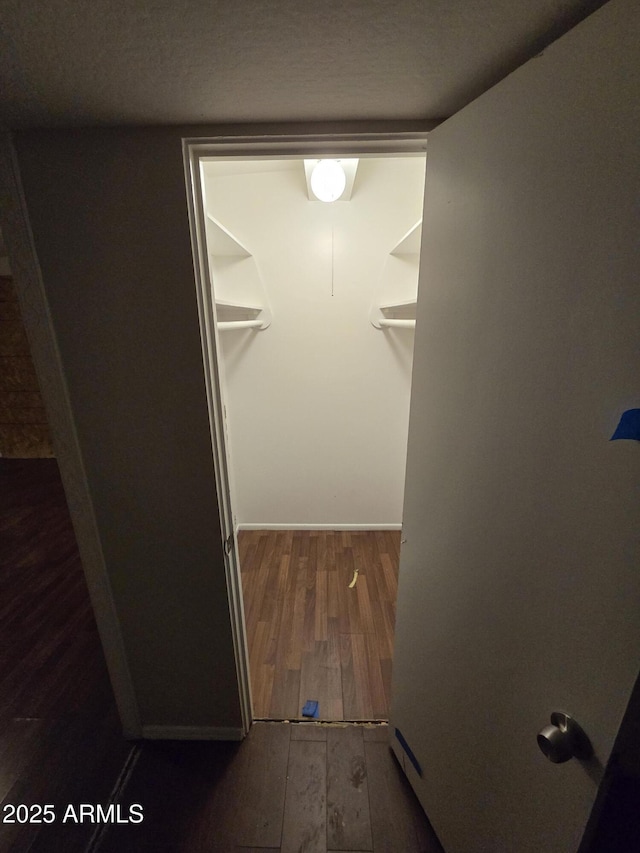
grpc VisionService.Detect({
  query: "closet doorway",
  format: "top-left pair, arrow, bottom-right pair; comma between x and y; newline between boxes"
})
186,138 -> 427,725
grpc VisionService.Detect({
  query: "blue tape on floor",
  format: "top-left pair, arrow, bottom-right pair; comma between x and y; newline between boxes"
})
611,409 -> 640,441
395,727 -> 422,777
302,700 -> 319,718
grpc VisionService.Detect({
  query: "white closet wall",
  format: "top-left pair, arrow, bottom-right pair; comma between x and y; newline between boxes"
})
202,157 -> 426,527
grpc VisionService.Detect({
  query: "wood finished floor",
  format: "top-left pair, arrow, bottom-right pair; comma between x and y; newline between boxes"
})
239,530 -> 400,721
0,460 -> 441,853
0,459 -> 134,853
3,460 -> 636,852
98,720 -> 443,853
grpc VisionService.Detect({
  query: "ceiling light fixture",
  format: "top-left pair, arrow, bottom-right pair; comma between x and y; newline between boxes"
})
310,159 -> 347,202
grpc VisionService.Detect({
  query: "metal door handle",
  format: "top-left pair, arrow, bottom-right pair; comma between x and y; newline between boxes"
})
537,712 -> 593,763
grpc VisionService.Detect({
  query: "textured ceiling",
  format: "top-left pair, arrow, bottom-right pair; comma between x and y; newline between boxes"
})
0,0 -> 606,129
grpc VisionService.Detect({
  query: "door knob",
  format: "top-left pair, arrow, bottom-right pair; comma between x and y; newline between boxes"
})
537,712 -> 593,764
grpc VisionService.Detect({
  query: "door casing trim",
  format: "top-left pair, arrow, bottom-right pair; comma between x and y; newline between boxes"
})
182,131 -> 429,733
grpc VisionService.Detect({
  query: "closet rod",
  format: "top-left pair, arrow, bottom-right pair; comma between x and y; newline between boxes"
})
378,318 -> 416,329
217,320 -> 264,330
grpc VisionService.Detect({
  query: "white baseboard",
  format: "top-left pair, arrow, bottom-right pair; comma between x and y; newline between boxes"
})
141,725 -> 244,741
236,523 -> 402,531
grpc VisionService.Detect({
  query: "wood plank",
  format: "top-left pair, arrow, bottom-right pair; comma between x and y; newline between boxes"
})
346,584 -> 363,635
380,658 -> 393,717
336,547 -> 353,635
285,562 -> 307,671
238,529 -> 257,568
365,741 -> 443,853
297,529 -> 310,558
264,553 -> 291,668
282,668 -> 302,720
302,557 -> 317,653
262,528 -> 282,573
356,574 -> 375,635
326,622 -> 344,720
376,599 -> 397,662
386,530 -> 402,563
315,568 -> 328,641
291,723 -> 328,741
316,530 -> 328,572
339,633 -> 358,720
362,724 -> 390,743
363,563 -> 391,661
259,533 -> 287,623
379,553 -> 398,602
267,655 -> 292,720
244,533 -> 270,631
351,532 -> 366,575
233,722 -> 290,849
325,530 -> 337,570
298,642 -> 328,722
326,726 -> 373,852
364,631 -> 387,720
253,662 -> 275,719
328,568 -> 339,619
281,739 -> 327,853
351,634 -> 374,720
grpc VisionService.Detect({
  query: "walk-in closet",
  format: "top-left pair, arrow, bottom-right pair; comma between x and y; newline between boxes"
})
200,154 -> 426,720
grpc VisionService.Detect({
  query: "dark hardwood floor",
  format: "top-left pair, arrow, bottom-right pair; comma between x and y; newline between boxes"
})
0,458 -> 133,853
97,720 -> 443,853
239,530 -> 399,721
4,458 -> 635,851
0,459 -> 440,853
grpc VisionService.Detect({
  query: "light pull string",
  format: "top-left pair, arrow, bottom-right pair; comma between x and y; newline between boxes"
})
331,224 -> 334,297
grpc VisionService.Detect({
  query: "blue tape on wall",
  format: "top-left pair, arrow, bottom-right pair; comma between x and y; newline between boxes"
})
395,728 -> 423,777
611,409 -> 640,441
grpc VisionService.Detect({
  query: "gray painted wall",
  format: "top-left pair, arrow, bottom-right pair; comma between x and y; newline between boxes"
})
13,128 -> 242,729
11,121 -> 430,732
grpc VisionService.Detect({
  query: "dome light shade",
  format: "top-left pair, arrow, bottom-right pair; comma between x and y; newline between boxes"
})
310,159 -> 347,202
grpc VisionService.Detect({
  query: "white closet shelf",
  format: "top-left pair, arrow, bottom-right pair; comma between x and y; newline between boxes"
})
371,219 -> 422,329
206,214 -> 250,257
206,214 -> 273,330
390,219 -> 423,256
215,299 -> 271,331
374,299 -> 418,328
215,298 -> 262,310
379,298 -> 418,312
